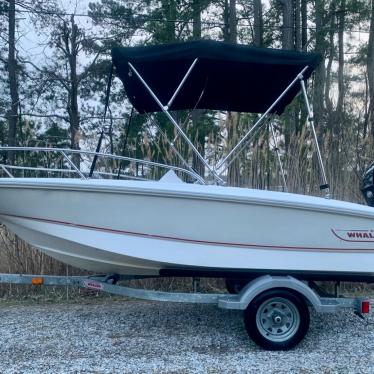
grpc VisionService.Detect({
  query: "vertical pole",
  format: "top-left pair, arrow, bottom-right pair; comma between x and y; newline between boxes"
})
300,79 -> 330,198
89,128 -> 105,178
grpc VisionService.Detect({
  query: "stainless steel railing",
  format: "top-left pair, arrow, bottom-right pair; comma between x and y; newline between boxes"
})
0,146 -> 205,184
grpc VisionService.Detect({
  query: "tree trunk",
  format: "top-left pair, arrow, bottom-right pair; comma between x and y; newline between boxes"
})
66,16 -> 80,166
6,0 -> 19,164
223,0 -> 230,41
161,0 -> 176,41
191,113 -> 205,178
313,0 -> 326,131
191,0 -> 204,177
364,72 -> 369,139
280,0 -> 295,151
368,0 -> 374,138
279,0 -> 294,50
325,0 -> 336,119
227,111 -> 240,186
301,0 -> 307,50
295,0 -> 301,51
253,0 -> 263,47
224,0 -> 240,186
228,0 -> 237,42
336,0 -> 345,121
192,0 -> 201,40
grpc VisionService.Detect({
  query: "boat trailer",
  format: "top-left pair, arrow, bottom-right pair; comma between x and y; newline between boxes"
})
0,273 -> 371,350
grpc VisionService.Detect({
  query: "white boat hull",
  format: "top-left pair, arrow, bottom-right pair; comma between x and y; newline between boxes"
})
1,178 -> 374,280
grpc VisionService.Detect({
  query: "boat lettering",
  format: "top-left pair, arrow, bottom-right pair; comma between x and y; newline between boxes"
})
82,280 -> 104,290
347,232 -> 374,239
333,229 -> 374,242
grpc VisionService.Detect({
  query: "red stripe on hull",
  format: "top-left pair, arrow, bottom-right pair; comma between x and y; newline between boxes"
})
2,213 -> 374,253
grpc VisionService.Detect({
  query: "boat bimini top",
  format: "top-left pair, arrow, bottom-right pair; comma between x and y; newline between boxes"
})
112,40 -> 321,114
109,40 -> 327,193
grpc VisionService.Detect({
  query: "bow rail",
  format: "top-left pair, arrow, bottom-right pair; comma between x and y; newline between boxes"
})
0,146 -> 205,184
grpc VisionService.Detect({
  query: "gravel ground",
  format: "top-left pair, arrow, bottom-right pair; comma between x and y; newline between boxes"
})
0,299 -> 373,373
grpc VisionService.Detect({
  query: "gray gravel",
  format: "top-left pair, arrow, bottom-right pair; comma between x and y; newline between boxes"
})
0,299 -> 373,373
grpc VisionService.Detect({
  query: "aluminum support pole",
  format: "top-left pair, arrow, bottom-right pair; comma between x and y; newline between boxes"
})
300,79 -> 330,198
128,62 -> 224,184
270,123 -> 288,192
217,114 -> 269,177
1,165 -> 14,178
216,66 -> 309,171
61,151 -> 86,179
145,113 -> 204,184
166,58 -> 198,110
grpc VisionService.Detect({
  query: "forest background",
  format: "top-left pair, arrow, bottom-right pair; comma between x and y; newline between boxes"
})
0,0 -> 374,289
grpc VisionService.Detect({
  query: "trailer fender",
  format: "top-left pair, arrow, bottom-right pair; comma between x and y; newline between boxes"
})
218,275 -> 324,311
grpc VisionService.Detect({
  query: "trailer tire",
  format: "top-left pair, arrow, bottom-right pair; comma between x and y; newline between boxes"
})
244,289 -> 310,350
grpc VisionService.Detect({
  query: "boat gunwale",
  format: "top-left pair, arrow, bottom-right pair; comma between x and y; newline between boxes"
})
0,177 -> 373,220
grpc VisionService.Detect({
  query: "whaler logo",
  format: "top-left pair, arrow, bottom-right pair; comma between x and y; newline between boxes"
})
332,229 -> 374,242
347,231 -> 374,239
82,280 -> 104,290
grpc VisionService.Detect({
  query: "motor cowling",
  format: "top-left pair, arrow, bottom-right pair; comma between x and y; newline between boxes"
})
361,162 -> 374,207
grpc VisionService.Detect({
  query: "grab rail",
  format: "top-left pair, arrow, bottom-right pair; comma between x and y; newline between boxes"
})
0,146 -> 205,184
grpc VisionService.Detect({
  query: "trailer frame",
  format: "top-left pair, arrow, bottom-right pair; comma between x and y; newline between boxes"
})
0,272 -> 371,350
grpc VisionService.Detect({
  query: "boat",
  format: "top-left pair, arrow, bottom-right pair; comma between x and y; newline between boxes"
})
1,40 -> 374,282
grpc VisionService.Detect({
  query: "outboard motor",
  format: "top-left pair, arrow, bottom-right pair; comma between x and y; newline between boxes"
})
361,162 -> 374,207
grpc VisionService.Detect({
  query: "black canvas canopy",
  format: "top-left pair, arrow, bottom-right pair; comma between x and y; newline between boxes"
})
112,40 -> 321,114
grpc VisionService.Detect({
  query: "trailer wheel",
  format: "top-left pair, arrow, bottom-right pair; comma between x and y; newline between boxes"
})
244,289 -> 310,350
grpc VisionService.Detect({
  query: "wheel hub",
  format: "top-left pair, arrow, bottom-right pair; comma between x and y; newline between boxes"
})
273,314 -> 283,324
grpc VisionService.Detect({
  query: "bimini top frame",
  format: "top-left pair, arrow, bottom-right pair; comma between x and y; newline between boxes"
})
112,40 -> 329,196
